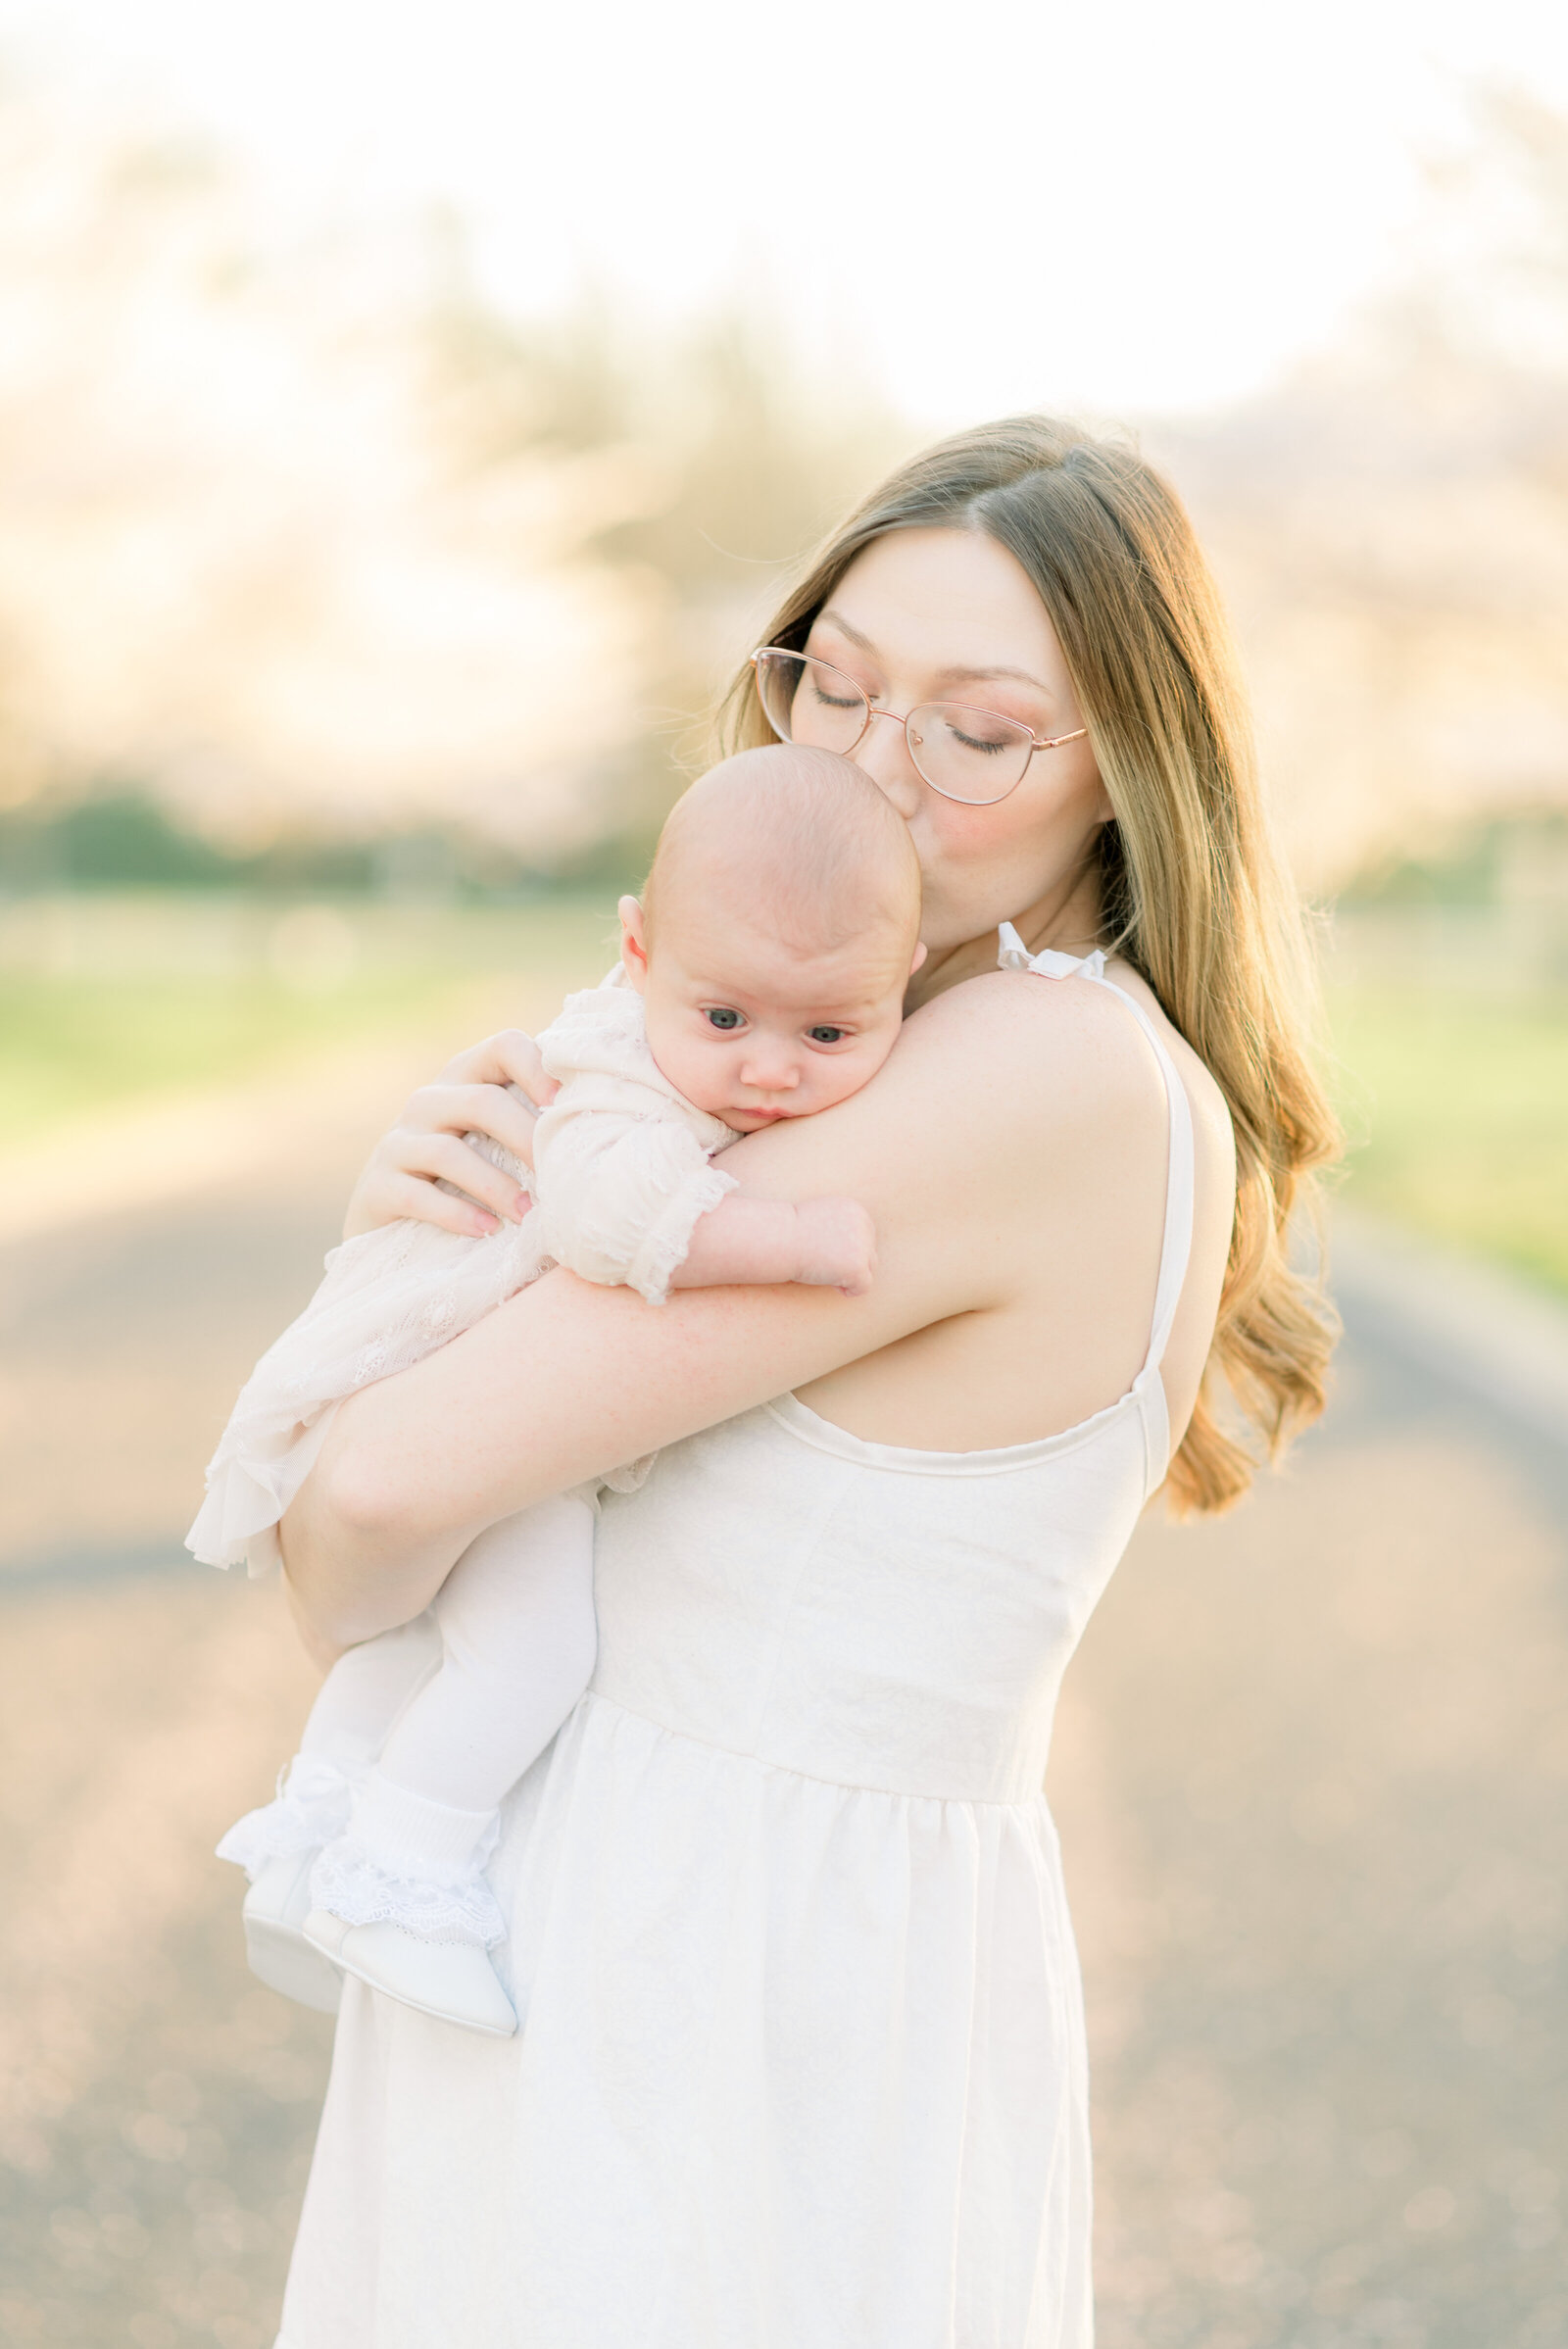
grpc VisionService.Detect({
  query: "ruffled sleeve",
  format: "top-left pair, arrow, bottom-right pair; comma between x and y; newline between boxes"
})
532,1116 -> 738,1305
531,976 -> 740,1307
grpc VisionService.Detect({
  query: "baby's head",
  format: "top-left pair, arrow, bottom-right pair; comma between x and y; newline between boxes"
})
619,744 -> 924,1133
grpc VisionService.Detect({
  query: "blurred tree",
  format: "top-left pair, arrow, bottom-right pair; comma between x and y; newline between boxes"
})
1157,88 -> 1568,891
422,253 -> 908,868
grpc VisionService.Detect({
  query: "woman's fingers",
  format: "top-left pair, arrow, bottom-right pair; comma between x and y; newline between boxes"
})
437,1029 -> 560,1110
407,1080 -> 542,1168
366,1168 -> 506,1241
344,1121 -> 530,1240
342,1028 -> 558,1238
411,1132 -> 531,1221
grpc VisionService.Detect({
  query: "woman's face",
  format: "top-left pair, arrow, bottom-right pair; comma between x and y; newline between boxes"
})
801,526 -> 1111,967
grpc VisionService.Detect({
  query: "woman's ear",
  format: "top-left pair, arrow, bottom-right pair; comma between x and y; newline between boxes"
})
618,896 -> 650,991
908,941 -> 928,976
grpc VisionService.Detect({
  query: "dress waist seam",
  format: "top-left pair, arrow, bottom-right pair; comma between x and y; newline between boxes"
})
575,1688 -> 1050,1811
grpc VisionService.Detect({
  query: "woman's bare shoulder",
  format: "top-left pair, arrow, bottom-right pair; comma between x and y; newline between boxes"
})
893,965 -> 1177,1141
887,962 -> 1235,1301
917,961 -> 1231,1147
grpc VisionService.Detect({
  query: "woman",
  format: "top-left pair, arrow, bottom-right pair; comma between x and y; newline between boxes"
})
275,416 -> 1339,2347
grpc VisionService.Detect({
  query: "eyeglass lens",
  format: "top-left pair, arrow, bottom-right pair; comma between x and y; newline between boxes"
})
754,651 -> 1034,806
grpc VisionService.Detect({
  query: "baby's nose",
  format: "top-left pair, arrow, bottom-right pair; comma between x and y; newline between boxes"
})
740,1043 -> 801,1092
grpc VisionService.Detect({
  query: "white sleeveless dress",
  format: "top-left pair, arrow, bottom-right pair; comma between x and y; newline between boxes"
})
276,938 -> 1196,2349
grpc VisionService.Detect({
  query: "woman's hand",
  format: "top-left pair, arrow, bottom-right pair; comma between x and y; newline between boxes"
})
342,1031 -> 561,1241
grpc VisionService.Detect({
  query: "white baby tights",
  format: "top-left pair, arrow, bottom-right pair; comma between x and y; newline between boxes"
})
290,1493 -> 599,1941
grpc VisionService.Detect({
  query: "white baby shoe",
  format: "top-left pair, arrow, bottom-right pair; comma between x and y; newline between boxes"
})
303,1911 -> 518,2037
242,1853 -> 344,2015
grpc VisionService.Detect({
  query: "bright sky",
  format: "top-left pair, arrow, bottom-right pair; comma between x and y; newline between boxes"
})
5,0 -> 1568,422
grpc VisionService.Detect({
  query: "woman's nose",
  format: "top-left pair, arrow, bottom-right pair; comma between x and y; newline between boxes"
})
849,710 -> 923,817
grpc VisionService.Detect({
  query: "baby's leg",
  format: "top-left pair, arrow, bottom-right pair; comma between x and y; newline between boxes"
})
380,1493 -> 598,1809
310,1494 -> 596,1942
298,1614 -> 443,1775
219,1613 -> 441,1877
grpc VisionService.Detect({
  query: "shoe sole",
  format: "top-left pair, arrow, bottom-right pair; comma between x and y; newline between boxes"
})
245,1913 -> 344,2015
305,1916 -> 517,2037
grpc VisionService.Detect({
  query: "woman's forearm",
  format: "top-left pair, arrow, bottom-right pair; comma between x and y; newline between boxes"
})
277,1266 -> 897,1652
280,1436 -> 474,1656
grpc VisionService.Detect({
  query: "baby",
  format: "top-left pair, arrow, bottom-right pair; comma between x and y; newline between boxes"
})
190,744 -> 923,2037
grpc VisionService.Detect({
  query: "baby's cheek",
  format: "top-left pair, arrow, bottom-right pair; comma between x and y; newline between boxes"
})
818,1047 -> 891,1109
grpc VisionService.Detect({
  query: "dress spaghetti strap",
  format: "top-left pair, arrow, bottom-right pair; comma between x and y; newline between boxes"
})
998,921 -> 1197,1393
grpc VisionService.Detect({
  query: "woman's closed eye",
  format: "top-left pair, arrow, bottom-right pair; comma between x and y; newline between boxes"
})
943,714 -> 1015,756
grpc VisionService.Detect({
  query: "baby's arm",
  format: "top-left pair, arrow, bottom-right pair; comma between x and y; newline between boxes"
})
532,1100 -> 877,1302
668,1192 -> 876,1297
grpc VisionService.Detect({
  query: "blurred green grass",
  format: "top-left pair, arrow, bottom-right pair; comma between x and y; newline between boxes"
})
0,895 -> 618,1149
1329,984 -> 1568,1296
0,970 -> 466,1145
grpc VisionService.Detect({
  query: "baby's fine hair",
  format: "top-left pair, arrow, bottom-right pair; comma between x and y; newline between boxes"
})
643,744 -> 922,956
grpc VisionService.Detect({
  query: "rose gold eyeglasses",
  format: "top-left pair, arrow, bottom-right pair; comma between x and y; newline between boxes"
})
751,647 -> 1088,807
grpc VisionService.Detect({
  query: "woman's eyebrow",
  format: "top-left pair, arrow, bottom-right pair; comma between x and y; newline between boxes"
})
816,607 -> 877,653
814,612 -> 1050,699
935,662 -> 1052,695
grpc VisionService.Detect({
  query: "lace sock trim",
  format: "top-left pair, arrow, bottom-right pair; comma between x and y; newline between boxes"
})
307,1839 -> 507,1946
215,1753 -> 357,1880
307,1772 -> 507,1946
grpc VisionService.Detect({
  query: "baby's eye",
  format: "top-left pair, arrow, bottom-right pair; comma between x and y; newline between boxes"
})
704,1006 -> 745,1031
808,1025 -> 848,1045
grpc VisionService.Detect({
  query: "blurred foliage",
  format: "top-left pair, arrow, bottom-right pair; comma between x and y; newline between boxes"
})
0,795 -> 377,895
1339,808 -> 1568,907
0,791 -> 650,897
0,91 -> 908,871
1157,85 -> 1568,890
421,274 -> 911,856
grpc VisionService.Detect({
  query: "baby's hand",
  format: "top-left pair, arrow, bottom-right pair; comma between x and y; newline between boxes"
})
793,1197 -> 878,1297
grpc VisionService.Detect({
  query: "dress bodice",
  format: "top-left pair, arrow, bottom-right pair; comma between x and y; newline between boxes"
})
592,1388 -> 1156,1804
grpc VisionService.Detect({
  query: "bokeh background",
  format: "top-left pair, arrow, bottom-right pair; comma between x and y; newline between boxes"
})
0,2 -> 1564,2343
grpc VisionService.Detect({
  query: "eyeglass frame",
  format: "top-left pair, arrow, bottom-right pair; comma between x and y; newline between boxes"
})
750,645 -> 1089,808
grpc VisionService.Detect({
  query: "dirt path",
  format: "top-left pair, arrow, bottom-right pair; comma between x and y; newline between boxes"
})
0,1109 -> 1562,2346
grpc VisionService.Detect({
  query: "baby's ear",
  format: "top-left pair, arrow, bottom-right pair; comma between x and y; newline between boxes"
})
908,940 -> 928,976
618,896 -> 651,992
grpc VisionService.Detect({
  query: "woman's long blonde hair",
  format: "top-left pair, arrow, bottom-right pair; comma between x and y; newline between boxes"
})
718,415 -> 1342,1516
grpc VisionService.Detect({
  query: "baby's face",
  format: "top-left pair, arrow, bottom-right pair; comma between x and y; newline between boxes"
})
621,900 -> 914,1133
